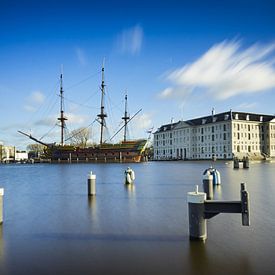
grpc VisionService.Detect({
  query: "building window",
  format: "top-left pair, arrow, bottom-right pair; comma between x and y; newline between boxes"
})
212,135 -> 215,141
223,124 -> 226,131
223,133 -> 226,140
237,124 -> 240,131
212,126 -> 214,133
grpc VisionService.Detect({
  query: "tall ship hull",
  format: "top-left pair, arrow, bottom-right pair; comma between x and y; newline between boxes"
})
45,140 -> 148,163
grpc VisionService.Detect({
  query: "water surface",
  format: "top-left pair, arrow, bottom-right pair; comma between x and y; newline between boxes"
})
0,161 -> 274,274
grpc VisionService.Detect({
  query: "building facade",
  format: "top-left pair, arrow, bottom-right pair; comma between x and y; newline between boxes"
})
0,145 -> 16,163
153,111 -> 275,160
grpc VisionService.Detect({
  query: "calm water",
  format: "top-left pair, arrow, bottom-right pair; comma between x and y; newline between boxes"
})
0,161 -> 275,275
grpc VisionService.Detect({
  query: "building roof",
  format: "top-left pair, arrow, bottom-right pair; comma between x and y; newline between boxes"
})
155,111 -> 275,133
154,122 -> 178,133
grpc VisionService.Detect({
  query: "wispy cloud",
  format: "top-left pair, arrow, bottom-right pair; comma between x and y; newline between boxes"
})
24,91 -> 45,112
75,47 -> 88,66
132,113 -> 153,131
116,25 -> 143,55
236,102 -> 257,109
66,113 -> 89,125
33,112 -> 89,127
34,115 -> 56,127
159,40 -> 275,100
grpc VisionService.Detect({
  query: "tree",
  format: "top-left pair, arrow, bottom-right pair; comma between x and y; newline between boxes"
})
26,143 -> 46,158
69,127 -> 91,148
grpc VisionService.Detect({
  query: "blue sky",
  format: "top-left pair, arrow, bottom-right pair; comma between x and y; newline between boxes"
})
1,0 -> 275,149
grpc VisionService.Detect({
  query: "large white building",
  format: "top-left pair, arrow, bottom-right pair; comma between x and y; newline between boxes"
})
153,111 -> 275,160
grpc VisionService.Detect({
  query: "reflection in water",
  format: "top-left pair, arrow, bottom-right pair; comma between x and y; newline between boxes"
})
87,196 -> 97,222
188,240 -> 253,275
188,241 -> 207,274
124,183 -> 136,197
0,225 -> 6,274
213,185 -> 223,200
0,161 -> 275,274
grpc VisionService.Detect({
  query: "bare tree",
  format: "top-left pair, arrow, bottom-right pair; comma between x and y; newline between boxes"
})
69,127 -> 91,148
27,143 -> 46,158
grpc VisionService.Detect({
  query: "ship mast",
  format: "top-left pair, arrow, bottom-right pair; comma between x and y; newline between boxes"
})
57,71 -> 67,146
97,63 -> 107,145
122,93 -> 130,142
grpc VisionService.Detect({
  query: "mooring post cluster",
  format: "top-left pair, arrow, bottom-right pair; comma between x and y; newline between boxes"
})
0,188 -> 4,224
233,157 -> 250,169
188,178 -> 250,240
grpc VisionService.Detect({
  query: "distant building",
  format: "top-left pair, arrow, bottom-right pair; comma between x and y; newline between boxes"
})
15,151 -> 28,162
0,145 -> 16,163
153,111 -> 275,160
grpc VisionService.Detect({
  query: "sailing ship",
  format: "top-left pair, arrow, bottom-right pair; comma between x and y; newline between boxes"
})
19,66 -> 149,163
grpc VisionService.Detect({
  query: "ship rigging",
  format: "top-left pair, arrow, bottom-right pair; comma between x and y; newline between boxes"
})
18,64 -> 149,163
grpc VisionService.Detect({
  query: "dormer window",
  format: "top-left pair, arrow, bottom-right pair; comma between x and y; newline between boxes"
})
235,114 -> 239,120
246,114 -> 249,121
260,116 -> 263,122
224,114 -> 229,120
212,117 -> 217,122
202,119 -> 207,124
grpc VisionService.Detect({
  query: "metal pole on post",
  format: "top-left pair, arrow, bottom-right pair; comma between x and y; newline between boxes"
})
88,171 -> 96,196
202,170 -> 214,200
187,185 -> 207,240
241,183 -> 250,225
233,157 -> 239,169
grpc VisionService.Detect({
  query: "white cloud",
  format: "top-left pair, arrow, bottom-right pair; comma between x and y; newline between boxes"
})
75,47 -> 88,66
34,115 -> 56,127
132,113 -> 153,131
117,25 -> 143,55
160,40 -> 275,100
66,113 -> 89,124
24,91 -> 45,112
33,112 -> 89,127
236,102 -> 257,109
159,86 -> 192,99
